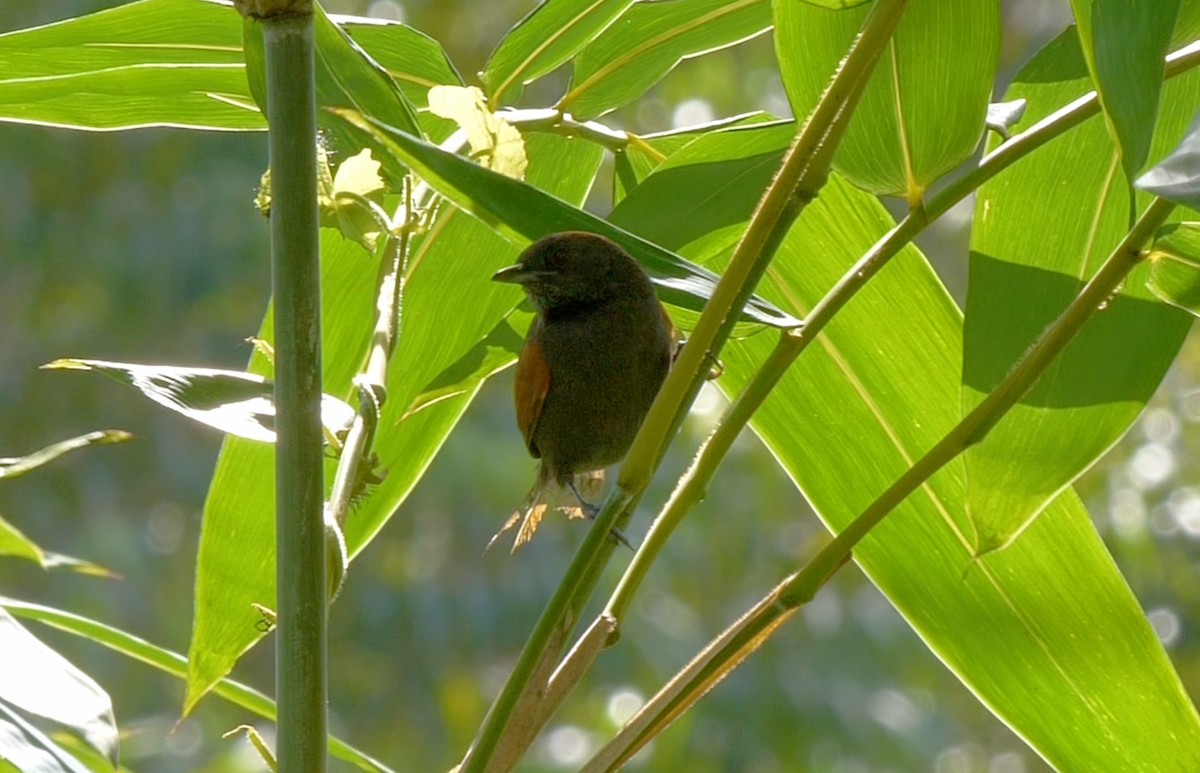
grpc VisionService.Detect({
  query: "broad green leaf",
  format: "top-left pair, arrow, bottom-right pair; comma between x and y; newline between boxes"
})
186,133 -> 604,711
612,120 -> 1200,766
610,119 -> 800,336
0,599 -> 392,772
1137,109 -> 1200,210
0,0 -> 259,131
560,0 -> 771,120
611,120 -> 794,253
403,315 -> 527,420
798,0 -> 873,8
1069,0 -> 1180,179
610,119 -> 799,332
241,4 -> 438,187
0,0 -> 459,135
42,359 -> 355,444
963,28 -> 1195,556
313,4 -> 421,139
612,112 -> 776,204
185,228 -> 374,713
775,0 -> 1000,201
482,0 -> 636,106
743,193 -> 1200,768
1147,222 -> 1200,314
339,17 -> 464,106
1176,0 -> 1200,46
334,110 -> 801,328
0,609 -> 116,770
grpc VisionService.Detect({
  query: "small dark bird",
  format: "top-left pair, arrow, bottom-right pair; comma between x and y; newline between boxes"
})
491,231 -> 674,549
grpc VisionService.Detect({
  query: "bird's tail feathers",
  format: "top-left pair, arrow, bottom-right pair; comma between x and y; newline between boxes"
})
487,467 -> 604,552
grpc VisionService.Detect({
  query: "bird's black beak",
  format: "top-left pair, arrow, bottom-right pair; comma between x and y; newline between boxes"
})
492,264 -> 546,285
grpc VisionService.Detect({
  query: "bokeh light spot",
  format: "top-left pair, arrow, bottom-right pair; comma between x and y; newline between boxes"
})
1148,607 -> 1182,648
606,687 -> 644,726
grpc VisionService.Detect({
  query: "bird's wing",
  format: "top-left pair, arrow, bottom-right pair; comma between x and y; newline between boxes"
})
514,332 -> 549,458
660,303 -> 681,363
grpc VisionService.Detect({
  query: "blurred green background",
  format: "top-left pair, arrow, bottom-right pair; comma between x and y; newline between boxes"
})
1,1 -> 1198,771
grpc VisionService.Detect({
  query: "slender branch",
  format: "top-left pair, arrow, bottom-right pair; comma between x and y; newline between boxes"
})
457,3 -> 911,770
248,0 -> 327,769
504,107 -> 631,151
584,582 -> 798,772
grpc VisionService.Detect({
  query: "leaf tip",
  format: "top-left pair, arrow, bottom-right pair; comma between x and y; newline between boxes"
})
41,358 -> 91,371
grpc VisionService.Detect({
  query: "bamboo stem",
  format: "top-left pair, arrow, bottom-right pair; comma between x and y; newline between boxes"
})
255,3 -> 327,769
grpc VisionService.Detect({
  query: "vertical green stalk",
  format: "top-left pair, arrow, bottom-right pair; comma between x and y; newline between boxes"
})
253,2 -> 326,769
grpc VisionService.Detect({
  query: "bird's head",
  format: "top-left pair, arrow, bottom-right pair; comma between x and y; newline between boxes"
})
492,231 -> 655,313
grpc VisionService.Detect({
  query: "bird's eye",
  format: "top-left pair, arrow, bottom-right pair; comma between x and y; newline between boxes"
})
542,249 -> 569,272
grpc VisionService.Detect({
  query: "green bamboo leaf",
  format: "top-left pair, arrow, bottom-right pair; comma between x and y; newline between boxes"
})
313,4 -> 421,139
559,0 -> 771,120
1069,0 -> 1181,179
184,219 -> 382,714
962,28 -> 1196,556
1147,222 -> 1200,314
185,133 -> 605,712
41,359 -> 355,444
775,0 -> 1000,201
613,120 -> 1200,766
798,0 -> 873,8
0,0 -> 260,131
339,17 -> 464,106
610,120 -> 794,253
29,732 -> 130,773
0,1 -> 458,135
241,4 -> 441,189
402,315 -> 527,420
334,17 -> 460,143
0,598 -> 393,772
243,3 -> 424,139
612,112 -> 775,204
1176,1 -> 1200,46
0,608 -> 117,770
333,109 -> 800,328
482,0 -> 636,106
734,183 -> 1200,769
